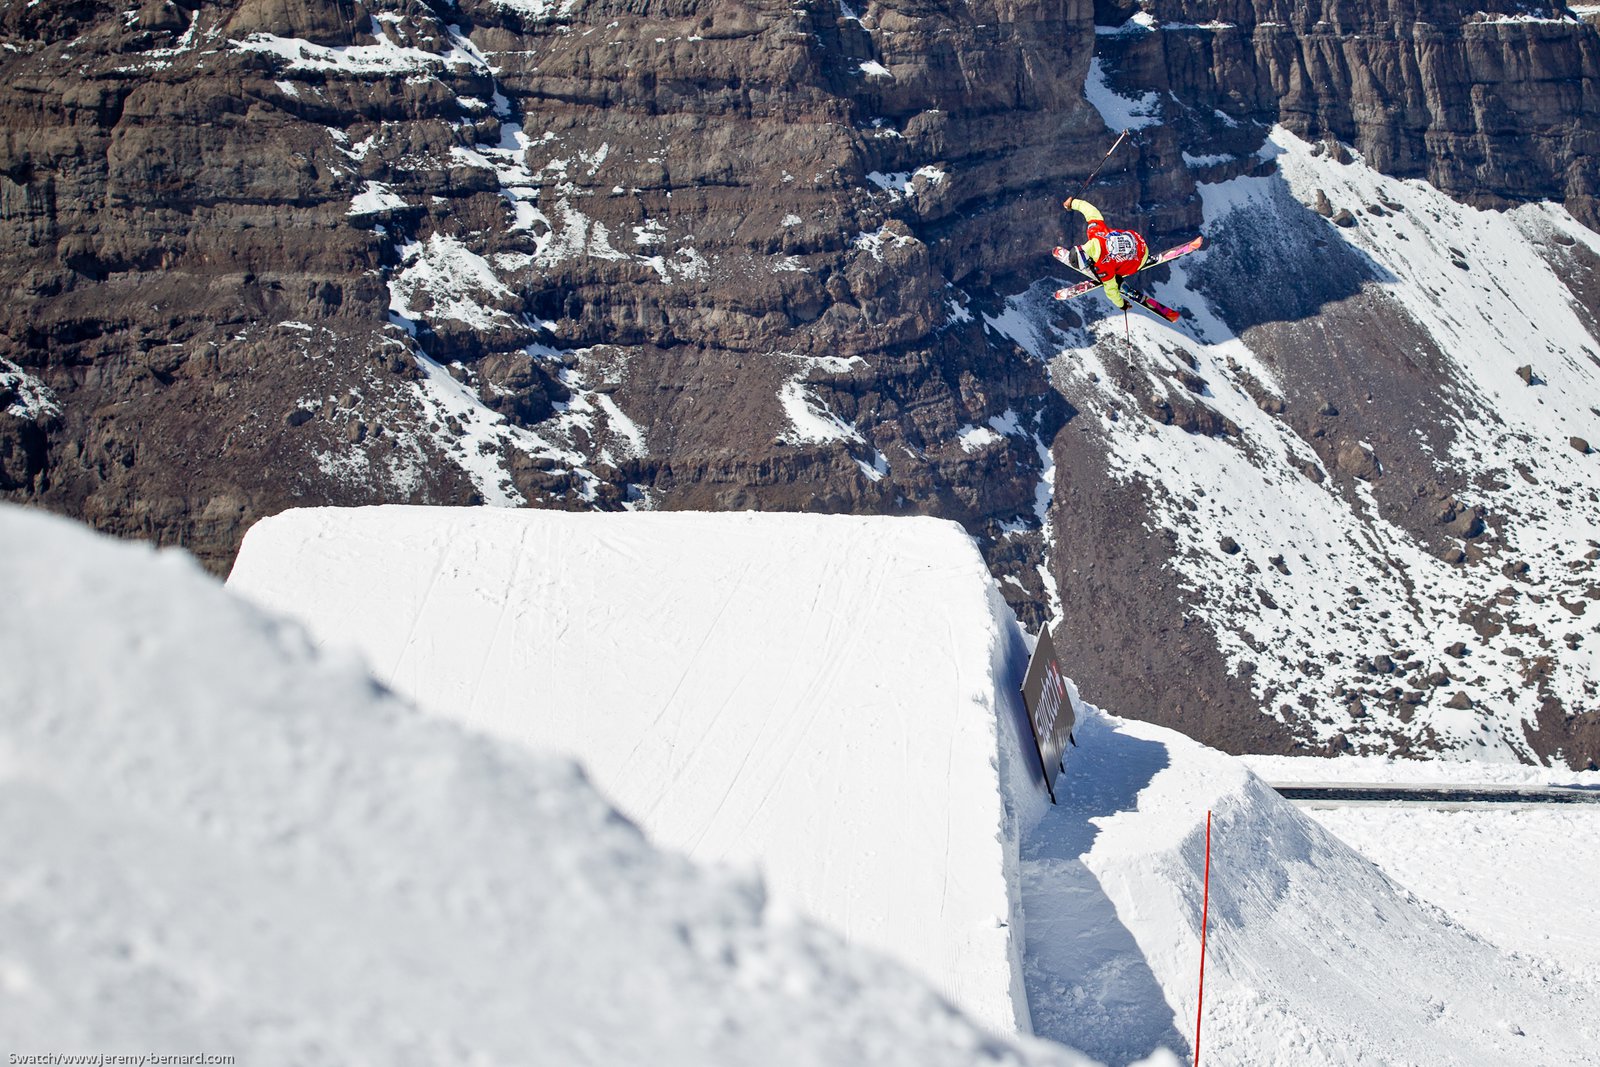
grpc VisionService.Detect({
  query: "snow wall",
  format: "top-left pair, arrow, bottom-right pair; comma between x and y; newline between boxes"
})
228,505 -> 1048,1037
0,502 -> 1104,1066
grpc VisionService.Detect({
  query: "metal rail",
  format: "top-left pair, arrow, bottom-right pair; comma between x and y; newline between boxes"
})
1269,783 -> 1600,808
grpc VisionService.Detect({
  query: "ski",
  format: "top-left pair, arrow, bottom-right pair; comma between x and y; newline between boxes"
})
1051,247 -> 1102,301
1050,244 -> 1187,323
1146,234 -> 1206,270
1052,277 -> 1101,301
1122,287 -> 1181,323
1053,278 -> 1181,321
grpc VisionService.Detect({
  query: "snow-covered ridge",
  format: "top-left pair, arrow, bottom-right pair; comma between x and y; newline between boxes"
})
1,503 -> 1098,1066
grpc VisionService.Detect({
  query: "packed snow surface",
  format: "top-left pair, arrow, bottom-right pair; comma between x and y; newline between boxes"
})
1244,756 -> 1600,986
1307,804 -> 1600,986
0,504 -> 1098,1066
228,506 -> 1038,1036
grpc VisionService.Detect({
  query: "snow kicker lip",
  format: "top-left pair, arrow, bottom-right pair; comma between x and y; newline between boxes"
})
1270,783 -> 1600,806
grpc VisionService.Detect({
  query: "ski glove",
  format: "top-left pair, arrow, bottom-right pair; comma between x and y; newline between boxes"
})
1062,197 -> 1074,210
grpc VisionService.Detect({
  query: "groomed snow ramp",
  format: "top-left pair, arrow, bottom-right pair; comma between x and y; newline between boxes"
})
228,506 -> 1041,1036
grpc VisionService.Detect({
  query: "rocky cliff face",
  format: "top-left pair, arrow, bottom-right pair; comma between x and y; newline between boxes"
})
0,0 -> 486,569
1025,0 -> 1600,765
3,0 -> 1598,764
0,0 -> 1093,570
1095,0 -> 1600,225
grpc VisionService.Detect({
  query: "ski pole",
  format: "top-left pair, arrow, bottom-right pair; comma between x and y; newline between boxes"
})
1194,809 -> 1212,1067
1067,129 -> 1130,206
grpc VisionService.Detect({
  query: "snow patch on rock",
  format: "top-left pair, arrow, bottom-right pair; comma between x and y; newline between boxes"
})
389,234 -> 517,332
0,356 -> 59,419
1084,57 -> 1161,130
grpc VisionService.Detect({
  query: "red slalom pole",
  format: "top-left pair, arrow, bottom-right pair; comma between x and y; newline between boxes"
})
1194,809 -> 1212,1067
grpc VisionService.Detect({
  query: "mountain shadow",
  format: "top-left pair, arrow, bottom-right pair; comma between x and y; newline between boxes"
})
1184,175 -> 1399,333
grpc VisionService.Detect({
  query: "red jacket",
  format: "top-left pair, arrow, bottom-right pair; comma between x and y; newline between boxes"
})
1085,219 -> 1148,278
1066,199 -> 1149,279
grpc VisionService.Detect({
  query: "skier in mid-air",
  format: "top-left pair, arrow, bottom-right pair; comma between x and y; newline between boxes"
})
1057,197 -> 1148,311
1051,196 -> 1203,323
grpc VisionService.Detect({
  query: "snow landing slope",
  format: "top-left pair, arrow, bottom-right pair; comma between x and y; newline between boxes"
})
0,503 -> 1099,1067
1033,707 -> 1600,1066
228,506 -> 1041,1036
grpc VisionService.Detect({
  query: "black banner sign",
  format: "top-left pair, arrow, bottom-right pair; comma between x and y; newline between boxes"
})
1020,627 -> 1075,803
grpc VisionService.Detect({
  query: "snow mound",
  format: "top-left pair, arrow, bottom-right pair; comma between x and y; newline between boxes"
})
1241,754 -> 1600,988
228,506 -> 1040,1036
1304,803 -> 1600,988
0,503 -> 1103,1065
1024,707 -> 1600,1065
